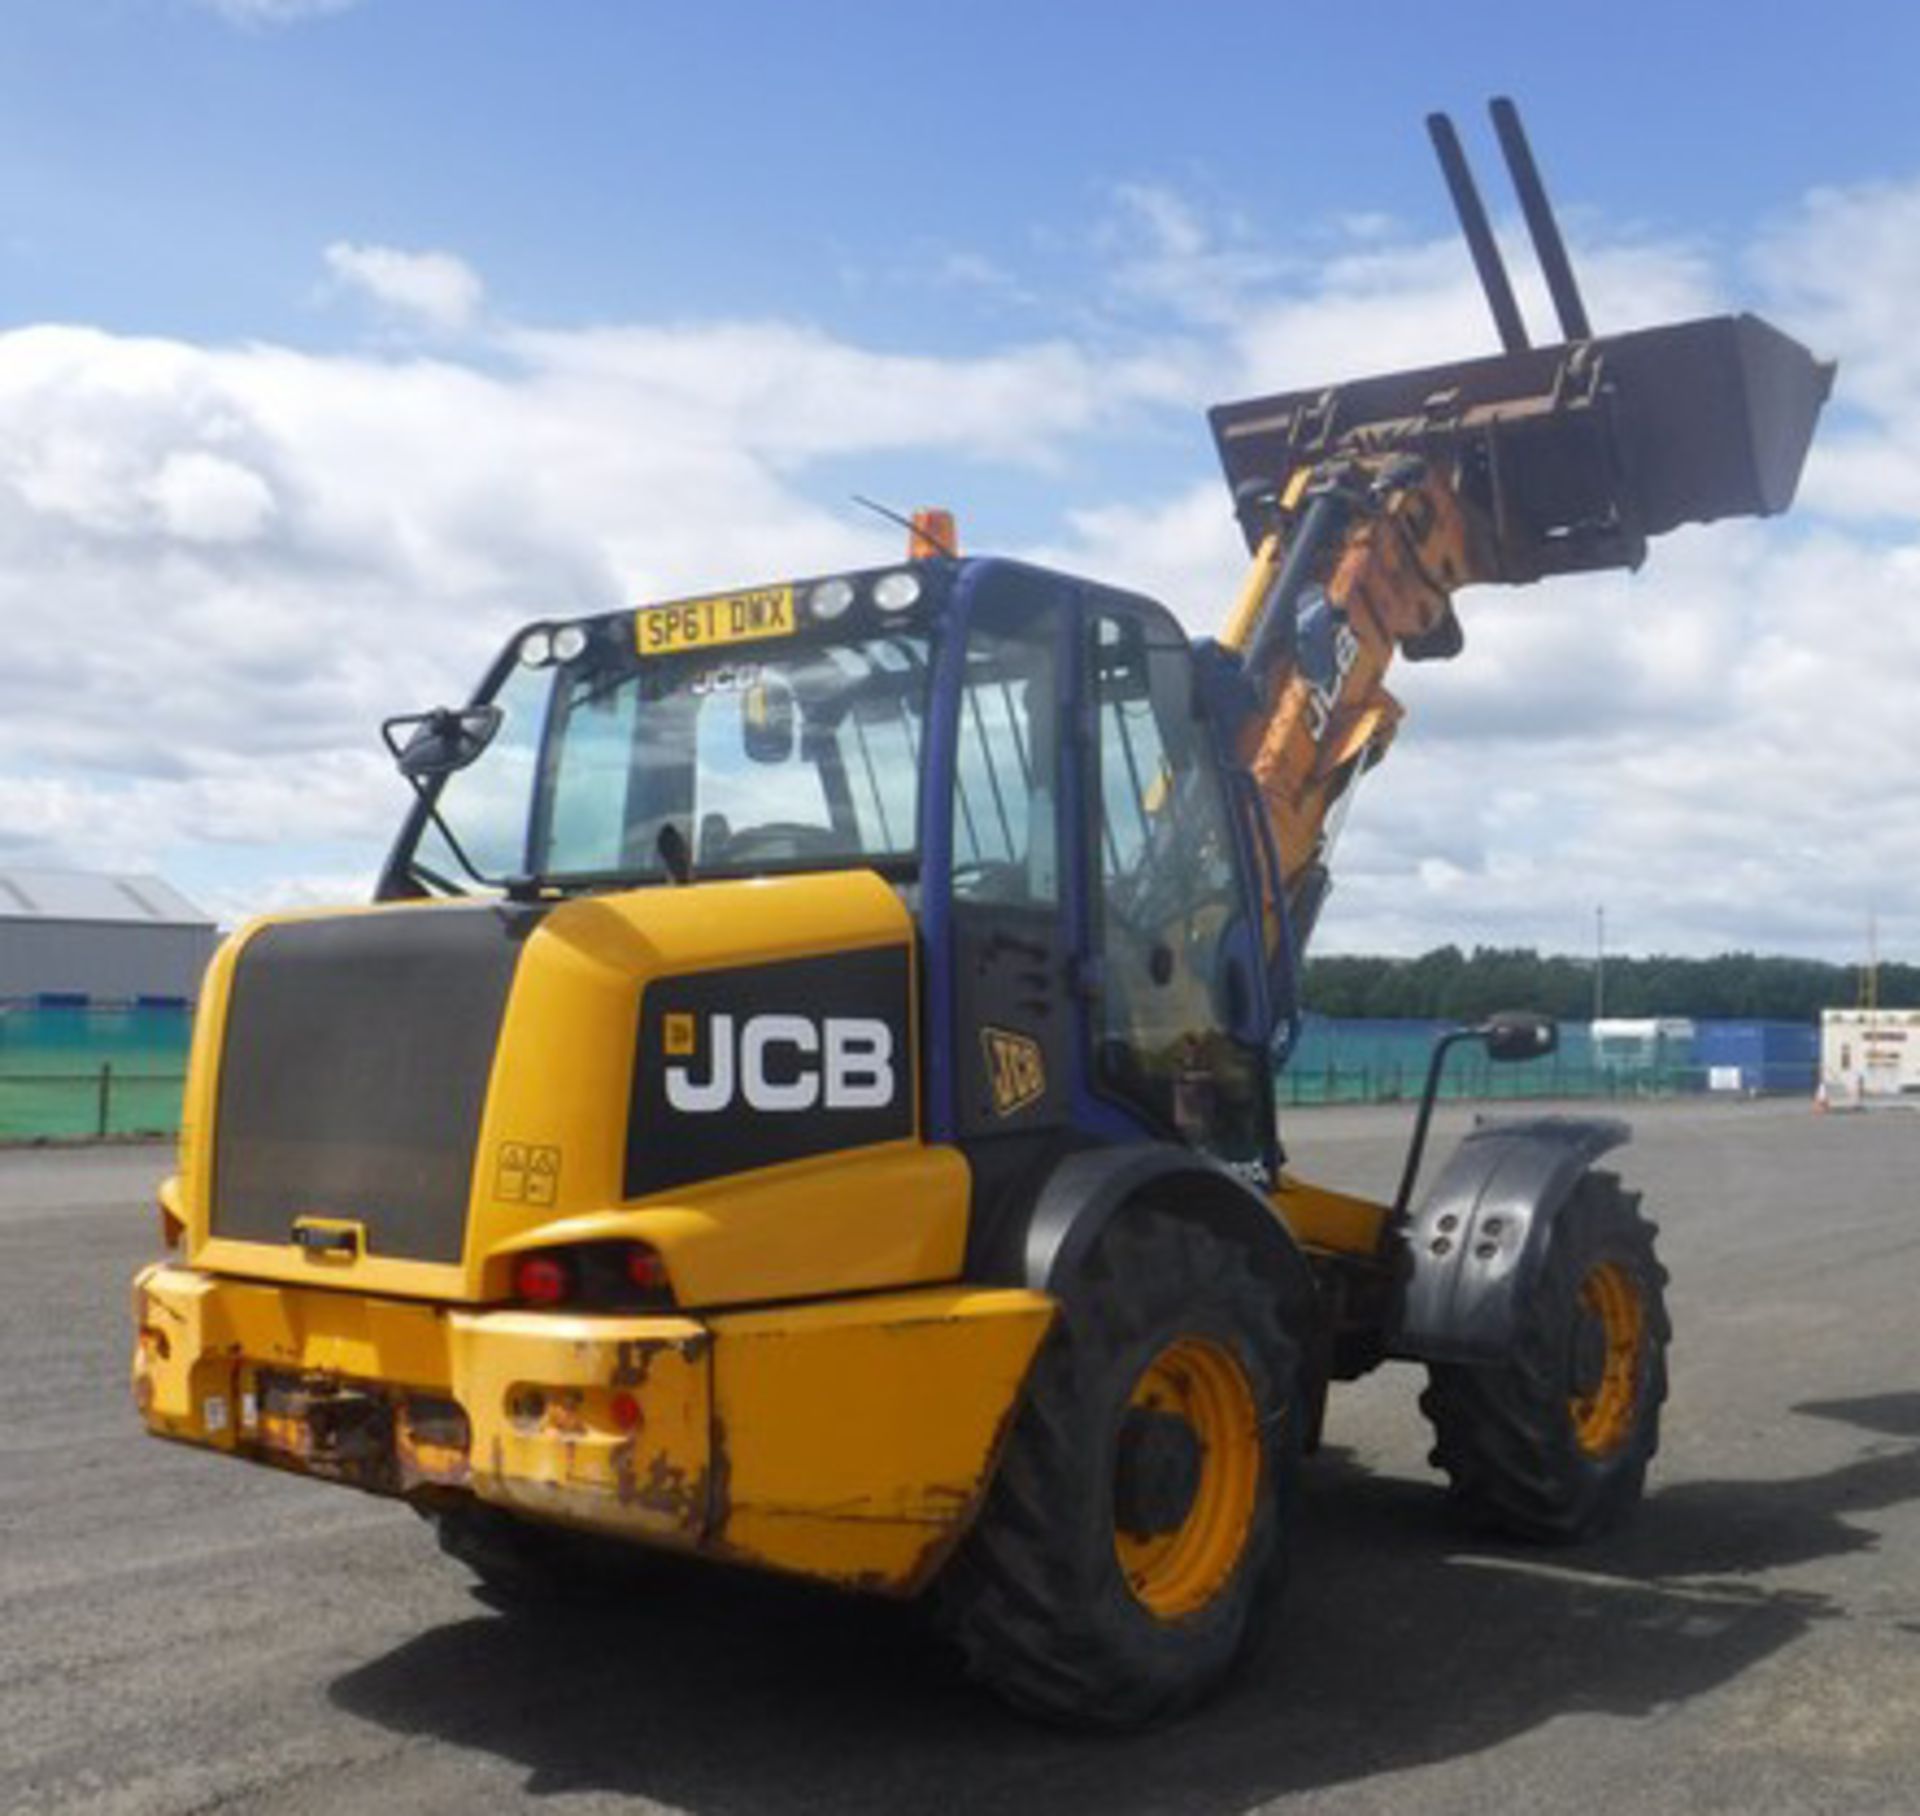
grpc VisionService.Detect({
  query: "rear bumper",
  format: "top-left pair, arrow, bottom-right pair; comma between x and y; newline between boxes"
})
131,1264 -> 1054,1593
132,1264 -> 713,1541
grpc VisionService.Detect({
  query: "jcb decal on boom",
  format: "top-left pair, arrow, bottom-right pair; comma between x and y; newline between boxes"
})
1303,616 -> 1361,745
627,946 -> 913,1196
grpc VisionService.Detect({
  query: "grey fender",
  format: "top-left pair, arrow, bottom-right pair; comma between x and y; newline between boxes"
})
1389,1115 -> 1631,1366
1017,1143 -> 1318,1333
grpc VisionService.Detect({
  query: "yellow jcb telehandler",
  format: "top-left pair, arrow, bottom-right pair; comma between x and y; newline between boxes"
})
132,102 -> 1830,1724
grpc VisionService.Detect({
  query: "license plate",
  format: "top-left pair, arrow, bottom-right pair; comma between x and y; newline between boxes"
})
635,586 -> 795,657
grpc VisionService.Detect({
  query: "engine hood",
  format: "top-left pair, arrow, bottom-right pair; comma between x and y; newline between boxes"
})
174,873 -> 965,1307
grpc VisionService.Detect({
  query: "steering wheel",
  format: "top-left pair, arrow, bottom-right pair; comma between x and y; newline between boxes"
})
719,822 -> 850,864
949,859 -> 1030,902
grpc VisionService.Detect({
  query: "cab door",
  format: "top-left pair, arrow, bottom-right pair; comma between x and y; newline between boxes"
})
1082,605 -> 1275,1183
944,575 -> 1075,1141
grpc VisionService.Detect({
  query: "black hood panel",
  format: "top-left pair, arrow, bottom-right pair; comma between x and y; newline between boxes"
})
211,906 -> 529,1263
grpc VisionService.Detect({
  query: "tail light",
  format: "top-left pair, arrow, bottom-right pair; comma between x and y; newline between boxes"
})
508,1241 -> 674,1309
512,1252 -> 573,1305
625,1246 -> 669,1293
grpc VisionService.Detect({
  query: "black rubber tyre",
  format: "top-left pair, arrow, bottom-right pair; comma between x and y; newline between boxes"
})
932,1209 -> 1302,1728
1420,1169 -> 1671,1543
429,1503 -> 659,1610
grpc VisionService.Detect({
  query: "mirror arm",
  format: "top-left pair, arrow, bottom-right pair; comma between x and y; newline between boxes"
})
1391,1025 -> 1484,1225
386,748 -> 493,892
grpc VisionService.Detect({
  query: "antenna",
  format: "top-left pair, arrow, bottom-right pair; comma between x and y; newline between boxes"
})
851,494 -> 959,559
1489,96 -> 1593,342
1427,111 -> 1530,354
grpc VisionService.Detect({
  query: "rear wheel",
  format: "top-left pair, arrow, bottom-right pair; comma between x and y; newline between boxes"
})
932,1210 -> 1301,1728
1421,1169 -> 1670,1542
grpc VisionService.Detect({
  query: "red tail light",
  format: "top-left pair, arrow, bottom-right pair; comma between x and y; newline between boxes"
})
507,1242 -> 673,1308
625,1244 -> 669,1293
512,1252 -> 572,1305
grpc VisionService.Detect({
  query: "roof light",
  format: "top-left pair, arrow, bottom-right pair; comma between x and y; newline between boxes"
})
518,628 -> 554,667
808,578 -> 855,621
909,508 -> 957,560
873,570 -> 922,613
551,623 -> 589,662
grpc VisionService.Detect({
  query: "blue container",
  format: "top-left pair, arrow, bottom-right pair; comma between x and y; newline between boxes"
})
1693,1020 -> 1817,1095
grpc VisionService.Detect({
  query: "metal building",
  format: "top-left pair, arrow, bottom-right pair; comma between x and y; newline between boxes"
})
0,868 -> 219,1005
1820,1008 -> 1920,1105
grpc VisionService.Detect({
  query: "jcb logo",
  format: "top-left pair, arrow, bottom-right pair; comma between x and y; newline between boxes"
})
982,1026 -> 1046,1117
628,947 -> 913,1196
664,1013 -> 896,1114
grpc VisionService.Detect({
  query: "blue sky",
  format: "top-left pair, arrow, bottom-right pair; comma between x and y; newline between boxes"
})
7,0 -> 1911,352
4,0 -> 1919,958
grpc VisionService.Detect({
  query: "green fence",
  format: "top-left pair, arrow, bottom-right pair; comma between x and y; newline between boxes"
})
1277,1059 -> 1692,1106
0,1005 -> 192,1140
0,1065 -> 189,1139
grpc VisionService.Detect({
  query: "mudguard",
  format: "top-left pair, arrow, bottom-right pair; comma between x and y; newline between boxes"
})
1389,1115 -> 1630,1366
1011,1143 -> 1318,1330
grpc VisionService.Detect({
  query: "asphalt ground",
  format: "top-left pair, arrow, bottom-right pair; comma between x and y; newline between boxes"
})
2,1099 -> 1917,1815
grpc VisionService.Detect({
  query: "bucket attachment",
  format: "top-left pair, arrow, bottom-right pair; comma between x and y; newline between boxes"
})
1211,313 -> 1834,583
1211,100 -> 1834,585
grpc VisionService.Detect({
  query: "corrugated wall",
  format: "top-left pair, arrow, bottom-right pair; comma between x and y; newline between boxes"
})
0,921 -> 218,1003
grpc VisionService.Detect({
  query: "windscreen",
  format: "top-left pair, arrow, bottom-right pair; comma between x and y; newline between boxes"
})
400,626 -> 933,892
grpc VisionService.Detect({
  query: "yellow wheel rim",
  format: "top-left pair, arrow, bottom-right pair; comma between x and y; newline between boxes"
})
1569,1261 -> 1646,1457
1112,1336 -> 1262,1620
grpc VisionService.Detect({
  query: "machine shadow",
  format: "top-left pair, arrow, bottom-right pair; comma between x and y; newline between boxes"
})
1793,1391 -> 1920,1441
328,1421 -> 1920,1814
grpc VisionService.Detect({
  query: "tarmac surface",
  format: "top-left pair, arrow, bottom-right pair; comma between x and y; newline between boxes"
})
3,1099 -> 1918,1814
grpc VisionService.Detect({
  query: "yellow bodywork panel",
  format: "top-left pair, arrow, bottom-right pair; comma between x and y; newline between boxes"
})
177,873 -> 957,1311
448,1309 -> 714,1543
133,1264 -> 1055,1594
709,1287 -> 1055,1590
483,1142 -> 969,1308
1272,1174 -> 1391,1257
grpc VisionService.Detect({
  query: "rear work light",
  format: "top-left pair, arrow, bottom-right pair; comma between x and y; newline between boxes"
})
509,1241 -> 674,1310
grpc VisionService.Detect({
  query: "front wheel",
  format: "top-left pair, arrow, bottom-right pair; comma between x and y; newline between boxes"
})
1421,1169 -> 1670,1542
932,1210 -> 1301,1728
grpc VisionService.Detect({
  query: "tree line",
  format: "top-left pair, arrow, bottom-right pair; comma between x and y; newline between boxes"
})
1300,946 -> 1913,1024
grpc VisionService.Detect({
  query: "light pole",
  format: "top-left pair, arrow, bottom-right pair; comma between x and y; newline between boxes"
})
1593,904 -> 1606,1025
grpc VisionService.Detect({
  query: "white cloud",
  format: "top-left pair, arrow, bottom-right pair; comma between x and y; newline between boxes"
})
143,450 -> 276,543
2,178 -> 1912,959
324,242 -> 485,332
194,0 -> 365,24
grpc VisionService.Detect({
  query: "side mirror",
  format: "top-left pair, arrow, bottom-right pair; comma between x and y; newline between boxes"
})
383,705 -> 503,780
1481,1011 -> 1558,1063
741,679 -> 796,764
